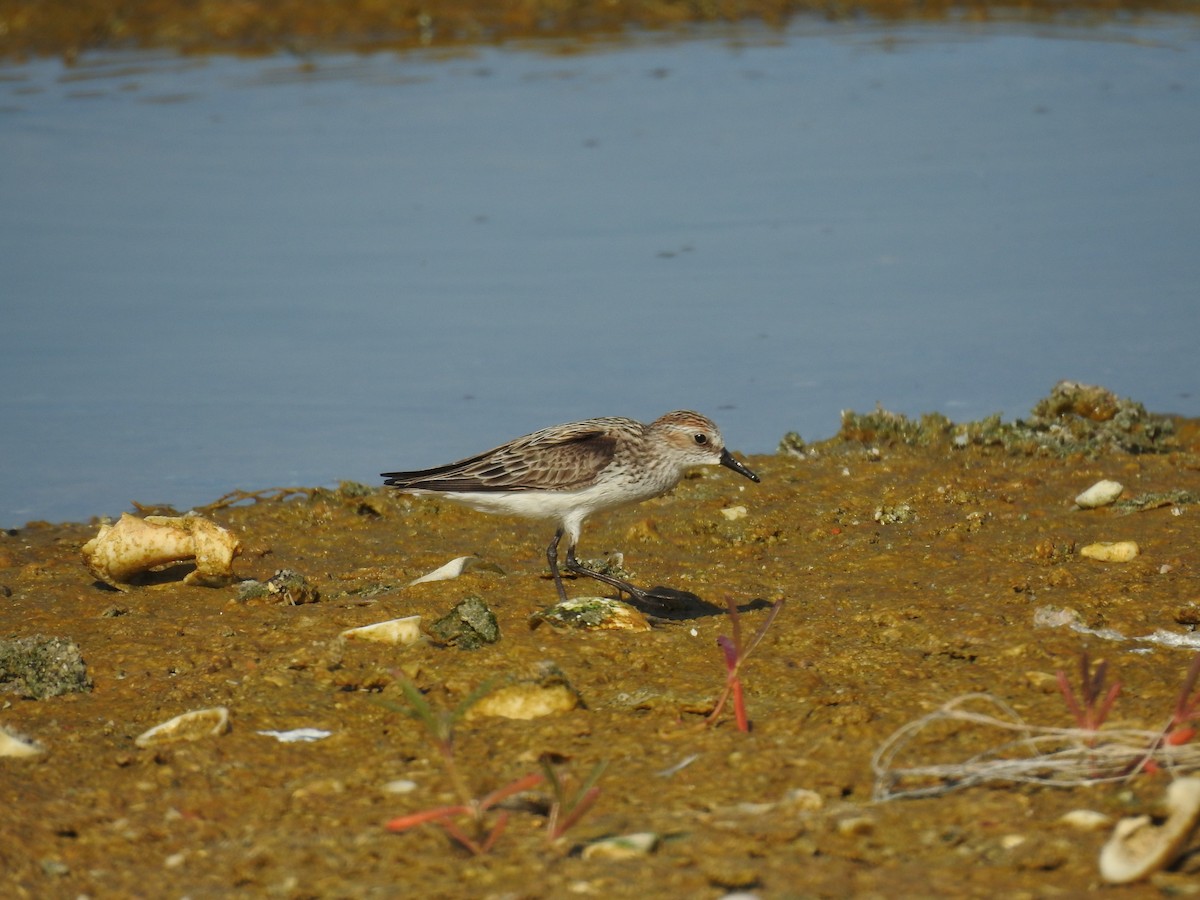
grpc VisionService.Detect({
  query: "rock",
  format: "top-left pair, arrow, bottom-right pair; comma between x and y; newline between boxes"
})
465,681 -> 581,720
0,635 -> 92,699
265,568 -> 320,605
529,596 -> 651,632
874,503 -> 916,525
429,596 -> 499,649
464,661 -> 582,721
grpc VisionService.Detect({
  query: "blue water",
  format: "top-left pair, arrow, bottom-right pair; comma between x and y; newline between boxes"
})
2,19 -> 1199,526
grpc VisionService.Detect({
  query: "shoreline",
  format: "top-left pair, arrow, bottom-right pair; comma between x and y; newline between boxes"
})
3,1 -> 1198,63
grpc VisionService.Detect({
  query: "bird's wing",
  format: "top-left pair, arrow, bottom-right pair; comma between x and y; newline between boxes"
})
382,421 -> 621,493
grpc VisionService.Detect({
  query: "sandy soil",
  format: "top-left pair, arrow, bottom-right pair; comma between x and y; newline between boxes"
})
2,390 -> 1200,897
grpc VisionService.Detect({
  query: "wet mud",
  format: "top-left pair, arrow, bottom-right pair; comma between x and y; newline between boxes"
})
3,389 -> 1200,897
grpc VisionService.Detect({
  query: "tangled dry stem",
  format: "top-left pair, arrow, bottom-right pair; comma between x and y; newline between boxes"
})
872,693 -> 1200,802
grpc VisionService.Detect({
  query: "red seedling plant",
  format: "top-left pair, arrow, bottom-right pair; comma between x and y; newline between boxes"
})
382,679 -> 544,855
1142,652 -> 1200,774
707,598 -> 785,732
1163,652 -> 1200,747
385,773 -> 544,855
1057,649 -> 1120,744
540,756 -> 607,843
382,679 -> 605,853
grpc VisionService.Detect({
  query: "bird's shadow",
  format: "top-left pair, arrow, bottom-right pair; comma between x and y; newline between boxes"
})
624,587 -> 774,624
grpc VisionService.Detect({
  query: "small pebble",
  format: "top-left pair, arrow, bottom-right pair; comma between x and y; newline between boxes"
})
382,779 -> 418,795
1080,541 -> 1140,562
835,815 -> 875,836
581,832 -> 659,860
783,788 -> 823,811
1059,809 -> 1112,831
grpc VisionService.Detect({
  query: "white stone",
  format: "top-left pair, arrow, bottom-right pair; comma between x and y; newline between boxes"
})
1075,479 -> 1123,509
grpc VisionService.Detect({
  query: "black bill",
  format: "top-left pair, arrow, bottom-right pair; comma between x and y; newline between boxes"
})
719,448 -> 760,483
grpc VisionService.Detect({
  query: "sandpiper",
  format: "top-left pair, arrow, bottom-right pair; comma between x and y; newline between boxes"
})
382,411 -> 760,604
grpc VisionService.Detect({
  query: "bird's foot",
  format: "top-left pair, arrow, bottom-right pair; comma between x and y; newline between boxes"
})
564,559 -> 699,611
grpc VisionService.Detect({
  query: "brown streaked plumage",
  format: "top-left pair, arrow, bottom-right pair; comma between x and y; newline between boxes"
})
382,411 -> 759,605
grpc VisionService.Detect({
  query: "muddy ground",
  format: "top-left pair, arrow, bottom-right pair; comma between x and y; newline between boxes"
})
2,389 -> 1200,898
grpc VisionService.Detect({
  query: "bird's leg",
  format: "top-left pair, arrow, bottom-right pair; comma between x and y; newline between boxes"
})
546,528 -> 571,604
551,532 -> 696,610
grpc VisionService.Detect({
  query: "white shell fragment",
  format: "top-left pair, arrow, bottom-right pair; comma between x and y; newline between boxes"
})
340,615 -> 423,646
82,513 -> 240,590
0,726 -> 43,758
1080,541 -> 1140,562
1075,479 -> 1124,509
135,706 -> 230,748
256,728 -> 332,743
720,505 -> 748,521
581,832 -> 659,860
407,556 -> 503,586
1100,777 -> 1200,884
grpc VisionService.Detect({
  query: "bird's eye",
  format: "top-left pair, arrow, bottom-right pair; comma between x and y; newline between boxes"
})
694,433 -> 708,445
